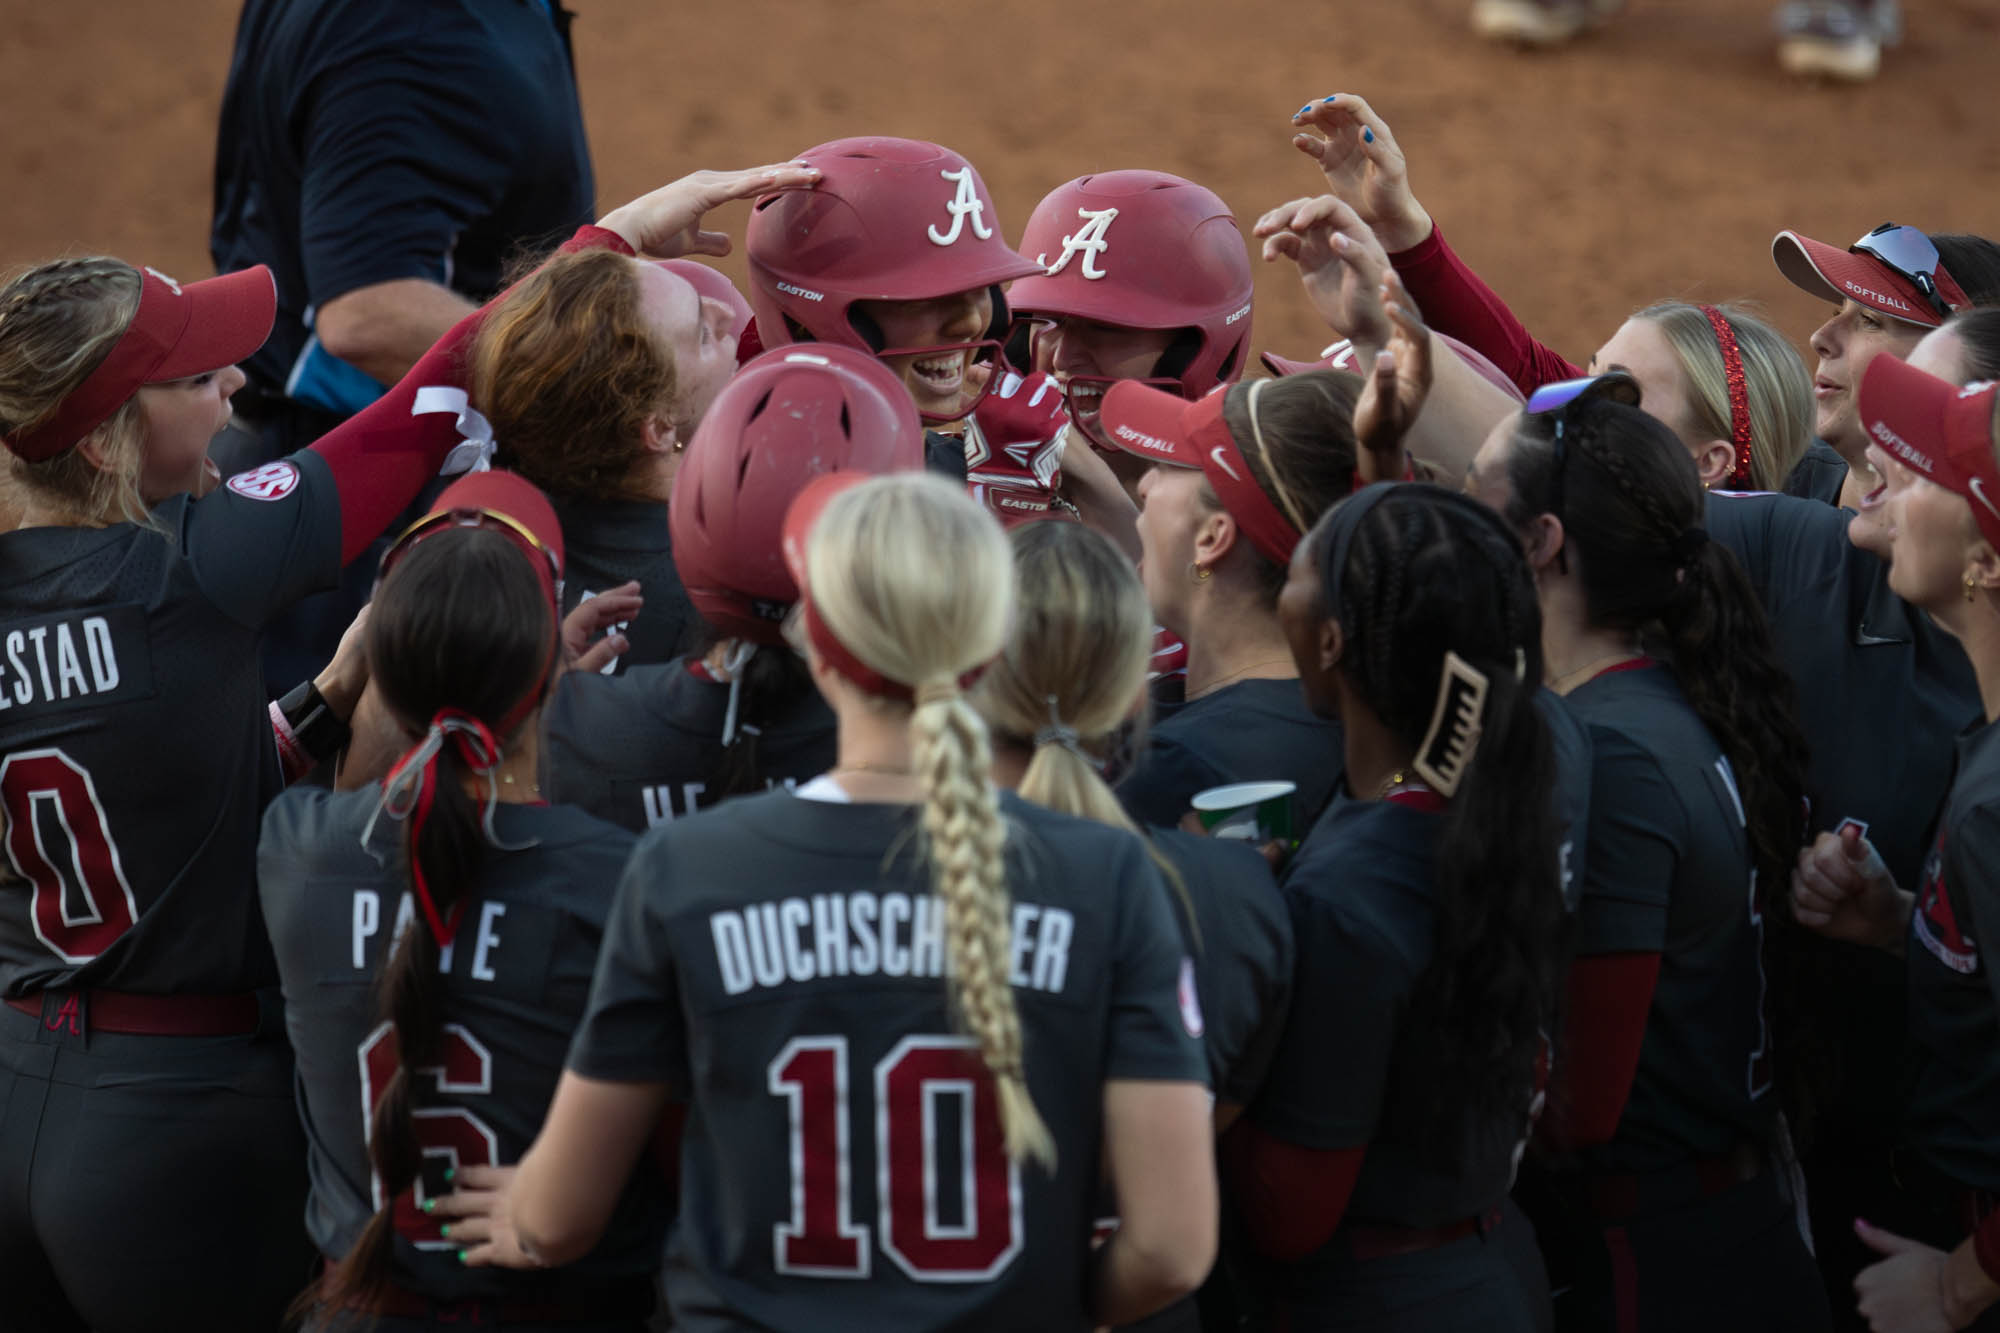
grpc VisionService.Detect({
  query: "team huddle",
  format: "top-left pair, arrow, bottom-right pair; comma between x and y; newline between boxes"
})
4,62 -> 2000,1333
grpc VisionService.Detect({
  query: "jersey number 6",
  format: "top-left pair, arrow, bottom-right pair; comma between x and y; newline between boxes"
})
0,749 -> 139,964
358,1021 -> 501,1248
769,1034 -> 1024,1282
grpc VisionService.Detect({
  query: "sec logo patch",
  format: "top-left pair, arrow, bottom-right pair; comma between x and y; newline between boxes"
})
226,460 -> 299,502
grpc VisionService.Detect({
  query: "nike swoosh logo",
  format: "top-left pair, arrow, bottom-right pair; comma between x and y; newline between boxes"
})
1971,477 -> 2000,525
1208,446 -> 1242,482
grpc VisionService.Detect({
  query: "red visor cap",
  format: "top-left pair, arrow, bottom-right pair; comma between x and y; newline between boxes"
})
1859,356 -> 2000,549
1097,379 -> 1302,565
1772,230 -> 1969,329
3,264 -> 276,463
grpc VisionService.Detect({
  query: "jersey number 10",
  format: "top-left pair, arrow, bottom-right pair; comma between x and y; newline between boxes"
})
769,1034 -> 1024,1282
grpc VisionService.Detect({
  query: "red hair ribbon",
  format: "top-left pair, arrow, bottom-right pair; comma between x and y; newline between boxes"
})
367,708 -> 505,948
1699,305 -> 1755,489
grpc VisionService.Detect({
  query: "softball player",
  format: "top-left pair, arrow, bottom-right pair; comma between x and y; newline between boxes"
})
467,249 -> 753,674
543,344 -> 928,831
744,136 -> 1133,529
448,473 -> 1215,1330
1469,383 -> 1826,1330
0,161 -> 816,1332
261,472 -> 666,1330
1007,170 -> 1253,457
1237,483 -> 1563,1331
973,517 -> 1292,1332
1789,353 -> 2000,1332
1094,371 -> 1361,832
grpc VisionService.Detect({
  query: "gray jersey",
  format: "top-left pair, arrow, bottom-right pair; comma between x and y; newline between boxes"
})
568,787 -> 1207,1332
0,452 -> 340,997
258,788 -> 667,1302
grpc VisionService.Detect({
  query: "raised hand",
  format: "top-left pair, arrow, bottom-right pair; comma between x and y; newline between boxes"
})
1290,94 -> 1432,254
1253,194 -> 1394,354
1352,272 -> 1433,484
596,162 -> 822,259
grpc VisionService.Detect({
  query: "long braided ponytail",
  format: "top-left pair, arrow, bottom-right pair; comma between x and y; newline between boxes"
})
805,474 -> 1055,1169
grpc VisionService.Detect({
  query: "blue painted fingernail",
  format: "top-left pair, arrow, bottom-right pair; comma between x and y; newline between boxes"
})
1325,94 -> 1341,101
1363,128 -> 1375,143
1297,104 -> 1313,117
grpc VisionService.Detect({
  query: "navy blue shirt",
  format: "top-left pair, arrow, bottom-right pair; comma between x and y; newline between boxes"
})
211,0 -> 594,414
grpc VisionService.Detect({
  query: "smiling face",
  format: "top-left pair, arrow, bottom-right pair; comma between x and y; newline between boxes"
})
1133,462 -> 1209,635
1809,299 -> 1927,454
1850,327 -> 1972,557
854,288 -> 993,419
635,262 -> 738,437
1035,315 -> 1179,437
1879,446 -> 1979,610
134,364 -> 245,502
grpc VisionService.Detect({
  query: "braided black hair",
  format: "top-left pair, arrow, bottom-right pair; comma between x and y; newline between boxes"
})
1314,484 -> 1565,1159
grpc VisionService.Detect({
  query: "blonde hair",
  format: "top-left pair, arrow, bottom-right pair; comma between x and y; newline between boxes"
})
1634,301 -> 1813,492
971,522 -> 1199,943
806,473 -> 1054,1170
0,258 -> 154,528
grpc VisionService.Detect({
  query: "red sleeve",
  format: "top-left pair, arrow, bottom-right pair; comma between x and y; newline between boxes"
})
1544,951 -> 1661,1149
305,224 -> 635,564
1387,223 -> 1584,396
1222,1119 -> 1365,1262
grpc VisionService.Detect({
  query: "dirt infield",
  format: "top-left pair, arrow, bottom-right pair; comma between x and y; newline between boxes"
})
4,0 -> 1999,371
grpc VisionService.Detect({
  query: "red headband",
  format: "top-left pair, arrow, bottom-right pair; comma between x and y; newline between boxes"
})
781,473 -> 990,703
1698,305 -> 1756,489
2,264 -> 276,463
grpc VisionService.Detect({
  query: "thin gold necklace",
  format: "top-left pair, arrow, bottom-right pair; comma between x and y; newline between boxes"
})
1188,655 -> 1292,700
1549,651 -> 1637,696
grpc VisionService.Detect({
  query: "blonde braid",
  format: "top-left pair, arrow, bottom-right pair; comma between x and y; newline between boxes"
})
911,680 -> 1056,1170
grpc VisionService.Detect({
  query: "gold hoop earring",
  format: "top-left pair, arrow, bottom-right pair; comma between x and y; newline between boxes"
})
1191,563 -> 1212,583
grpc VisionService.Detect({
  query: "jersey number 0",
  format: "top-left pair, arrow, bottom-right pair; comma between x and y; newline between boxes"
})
769,1034 -> 1024,1282
0,749 -> 140,964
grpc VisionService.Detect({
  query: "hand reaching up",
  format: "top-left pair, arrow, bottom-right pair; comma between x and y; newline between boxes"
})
1290,94 -> 1433,255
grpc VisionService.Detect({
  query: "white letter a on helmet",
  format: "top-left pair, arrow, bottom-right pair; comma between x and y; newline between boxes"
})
1037,207 -> 1119,280
928,168 -> 994,247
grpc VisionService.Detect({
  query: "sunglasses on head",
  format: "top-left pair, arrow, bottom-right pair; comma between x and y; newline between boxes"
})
382,505 -> 564,601
1524,371 -> 1644,570
1851,223 -> 1955,321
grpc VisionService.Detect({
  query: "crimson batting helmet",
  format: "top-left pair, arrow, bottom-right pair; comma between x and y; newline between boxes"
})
1009,171 -> 1254,403
669,344 -> 926,644
745,137 -> 1043,422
